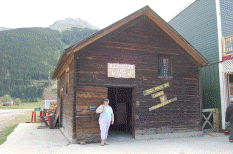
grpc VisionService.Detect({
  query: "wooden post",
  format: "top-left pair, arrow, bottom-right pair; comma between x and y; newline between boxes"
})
33,111 -> 36,122
213,109 -> 219,132
202,109 -> 219,132
222,37 -> 226,56
215,109 -> 219,132
31,111 -> 33,123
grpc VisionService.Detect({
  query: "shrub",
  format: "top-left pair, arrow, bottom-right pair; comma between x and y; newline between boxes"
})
15,98 -> 21,105
1,94 -> 11,106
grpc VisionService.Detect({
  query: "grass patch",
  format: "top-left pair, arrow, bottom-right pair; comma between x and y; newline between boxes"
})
0,101 -> 46,145
0,124 -> 18,145
14,110 -> 35,123
0,110 -> 35,145
0,101 -> 44,109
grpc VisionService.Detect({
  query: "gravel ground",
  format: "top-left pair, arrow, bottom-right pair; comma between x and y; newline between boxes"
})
0,123 -> 233,154
0,109 -> 33,131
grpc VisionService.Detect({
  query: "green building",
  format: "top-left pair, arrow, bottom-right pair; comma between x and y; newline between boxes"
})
169,0 -> 233,131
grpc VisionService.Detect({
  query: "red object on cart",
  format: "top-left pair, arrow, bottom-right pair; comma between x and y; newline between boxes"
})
26,111 -> 37,123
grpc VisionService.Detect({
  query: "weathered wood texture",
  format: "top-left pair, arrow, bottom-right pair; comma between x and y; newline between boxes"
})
76,86 -> 107,142
57,61 -> 75,140
58,17 -> 203,142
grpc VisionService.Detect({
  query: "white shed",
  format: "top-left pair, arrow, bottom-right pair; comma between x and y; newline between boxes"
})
44,94 -> 57,109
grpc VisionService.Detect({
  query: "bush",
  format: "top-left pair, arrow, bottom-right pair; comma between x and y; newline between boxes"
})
15,98 -> 21,105
1,94 -> 11,106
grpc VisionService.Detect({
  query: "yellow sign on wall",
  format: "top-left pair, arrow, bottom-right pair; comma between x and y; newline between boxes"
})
151,91 -> 164,99
149,97 -> 177,111
142,82 -> 178,111
159,95 -> 167,103
143,82 -> 169,96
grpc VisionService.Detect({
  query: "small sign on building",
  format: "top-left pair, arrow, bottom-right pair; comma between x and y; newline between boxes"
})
108,63 -> 135,78
88,105 -> 97,111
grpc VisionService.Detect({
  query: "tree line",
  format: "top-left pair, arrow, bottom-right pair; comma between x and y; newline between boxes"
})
0,27 -> 97,101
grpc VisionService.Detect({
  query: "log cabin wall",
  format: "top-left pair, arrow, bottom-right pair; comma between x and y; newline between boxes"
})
75,16 -> 202,142
57,61 -> 75,141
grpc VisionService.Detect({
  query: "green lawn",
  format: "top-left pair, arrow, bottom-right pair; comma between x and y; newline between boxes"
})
0,102 -> 44,145
0,101 -> 45,145
0,124 -> 18,145
0,101 -> 44,109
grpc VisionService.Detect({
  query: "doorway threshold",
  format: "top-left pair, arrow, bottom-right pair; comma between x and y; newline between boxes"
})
108,131 -> 134,142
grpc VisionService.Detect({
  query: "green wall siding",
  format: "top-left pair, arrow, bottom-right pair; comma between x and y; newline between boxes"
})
220,0 -> 233,37
202,64 -> 220,109
169,0 -> 219,64
169,0 -> 223,129
201,64 -> 222,129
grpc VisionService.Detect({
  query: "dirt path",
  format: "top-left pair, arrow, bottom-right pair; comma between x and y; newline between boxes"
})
0,109 -> 33,134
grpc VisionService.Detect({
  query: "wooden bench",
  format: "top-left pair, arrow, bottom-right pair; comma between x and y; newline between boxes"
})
38,108 -> 60,129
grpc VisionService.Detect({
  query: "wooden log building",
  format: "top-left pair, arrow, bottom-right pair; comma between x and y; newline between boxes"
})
51,6 -> 209,143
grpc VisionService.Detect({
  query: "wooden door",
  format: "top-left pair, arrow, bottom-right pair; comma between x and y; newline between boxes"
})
76,86 -> 107,143
131,87 -> 135,138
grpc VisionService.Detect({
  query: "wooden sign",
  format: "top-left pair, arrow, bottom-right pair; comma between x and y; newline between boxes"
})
151,91 -> 164,99
149,97 -> 177,111
159,95 -> 167,103
108,63 -> 135,78
142,82 -> 177,111
143,82 -> 170,96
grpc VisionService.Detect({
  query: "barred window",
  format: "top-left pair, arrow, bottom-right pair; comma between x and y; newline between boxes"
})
158,55 -> 172,77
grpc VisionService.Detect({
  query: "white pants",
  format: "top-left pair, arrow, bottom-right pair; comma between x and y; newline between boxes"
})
99,118 -> 111,140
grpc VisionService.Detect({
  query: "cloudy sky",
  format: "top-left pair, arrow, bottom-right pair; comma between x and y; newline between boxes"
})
1,0 -> 194,29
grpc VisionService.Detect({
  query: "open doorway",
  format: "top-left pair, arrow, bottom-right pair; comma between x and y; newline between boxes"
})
229,75 -> 233,104
108,87 -> 133,138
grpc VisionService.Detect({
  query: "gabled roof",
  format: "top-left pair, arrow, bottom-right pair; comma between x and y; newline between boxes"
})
45,94 -> 57,101
52,5 -> 209,79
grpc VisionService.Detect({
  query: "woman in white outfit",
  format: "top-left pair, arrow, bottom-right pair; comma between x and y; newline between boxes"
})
96,98 -> 114,146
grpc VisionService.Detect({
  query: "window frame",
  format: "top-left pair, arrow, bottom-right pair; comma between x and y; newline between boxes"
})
158,54 -> 173,78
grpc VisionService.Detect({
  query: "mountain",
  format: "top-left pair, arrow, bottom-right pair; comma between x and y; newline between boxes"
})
0,27 -> 11,31
0,28 -> 65,101
0,26 -> 98,101
48,18 -> 99,31
61,27 -> 98,46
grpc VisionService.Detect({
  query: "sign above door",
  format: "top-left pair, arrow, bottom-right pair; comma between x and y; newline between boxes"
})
108,63 -> 135,78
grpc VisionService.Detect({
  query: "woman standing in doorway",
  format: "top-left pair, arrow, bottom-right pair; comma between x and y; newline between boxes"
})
96,98 -> 114,146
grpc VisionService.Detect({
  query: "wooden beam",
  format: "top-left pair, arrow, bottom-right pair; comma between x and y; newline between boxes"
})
56,54 -> 74,79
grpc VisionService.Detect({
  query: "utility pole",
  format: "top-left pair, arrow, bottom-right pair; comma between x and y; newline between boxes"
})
49,70 -> 50,81
48,70 -> 51,93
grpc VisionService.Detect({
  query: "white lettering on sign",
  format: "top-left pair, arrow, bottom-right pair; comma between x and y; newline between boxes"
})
108,63 -> 135,78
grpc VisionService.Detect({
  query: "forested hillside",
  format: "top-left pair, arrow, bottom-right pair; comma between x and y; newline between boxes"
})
0,27 -> 97,101
61,27 -> 98,46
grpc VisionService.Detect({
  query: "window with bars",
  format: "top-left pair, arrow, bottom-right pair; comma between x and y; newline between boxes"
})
158,55 -> 172,77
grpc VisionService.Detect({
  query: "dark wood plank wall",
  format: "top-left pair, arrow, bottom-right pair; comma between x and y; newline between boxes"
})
76,86 -> 107,142
57,61 -> 75,140
75,16 -> 201,140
